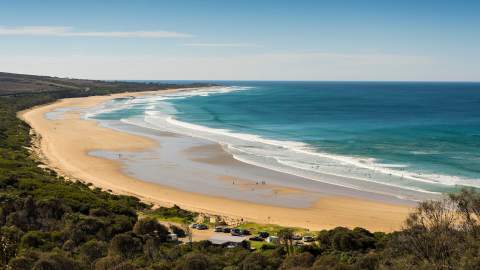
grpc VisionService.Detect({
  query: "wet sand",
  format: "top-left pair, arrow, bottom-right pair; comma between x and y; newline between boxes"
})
19,90 -> 413,232
93,119 -> 415,208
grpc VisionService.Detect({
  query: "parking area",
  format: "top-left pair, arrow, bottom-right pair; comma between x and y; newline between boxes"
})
189,224 -> 251,243
208,234 -> 249,245
159,221 -> 316,247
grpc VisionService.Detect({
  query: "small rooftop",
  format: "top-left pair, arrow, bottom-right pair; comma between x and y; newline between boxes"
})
208,234 -> 248,245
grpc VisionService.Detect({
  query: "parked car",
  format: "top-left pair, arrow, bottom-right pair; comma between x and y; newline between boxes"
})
223,227 -> 231,233
167,233 -> 178,242
294,241 -> 304,246
226,243 -> 238,249
191,223 -> 199,229
292,234 -> 302,240
231,228 -> 242,236
266,236 -> 280,244
214,226 -> 224,232
302,235 -> 314,242
258,231 -> 270,238
249,236 -> 264,241
197,224 -> 208,230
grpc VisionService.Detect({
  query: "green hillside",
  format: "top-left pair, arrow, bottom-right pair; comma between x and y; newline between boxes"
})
0,73 -> 479,270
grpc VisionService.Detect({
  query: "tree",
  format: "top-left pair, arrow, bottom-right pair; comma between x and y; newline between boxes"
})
182,221 -> 192,247
279,252 -> 314,270
133,218 -> 168,242
170,224 -> 186,238
94,255 -> 124,270
8,256 -> 32,270
278,228 -> 294,255
311,254 -> 350,270
391,199 -> 461,268
449,188 -> 480,237
144,238 -> 162,261
79,239 -> 108,263
20,231 -> 47,249
108,233 -> 142,259
0,226 -> 21,266
238,253 -> 273,270
177,253 -> 211,270
32,254 -> 76,270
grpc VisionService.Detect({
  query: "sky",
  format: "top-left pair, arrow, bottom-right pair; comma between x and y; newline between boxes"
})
0,0 -> 479,81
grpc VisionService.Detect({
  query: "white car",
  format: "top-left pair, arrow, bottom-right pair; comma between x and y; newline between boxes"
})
167,233 -> 178,242
266,236 -> 280,244
302,236 -> 314,242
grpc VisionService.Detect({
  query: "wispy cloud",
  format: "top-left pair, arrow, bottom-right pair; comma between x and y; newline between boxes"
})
0,26 -> 193,38
183,43 -> 261,47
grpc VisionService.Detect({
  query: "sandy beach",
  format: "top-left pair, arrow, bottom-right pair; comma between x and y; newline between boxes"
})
19,89 -> 413,232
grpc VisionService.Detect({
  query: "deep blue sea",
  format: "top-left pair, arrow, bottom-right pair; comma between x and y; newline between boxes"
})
90,81 -> 480,198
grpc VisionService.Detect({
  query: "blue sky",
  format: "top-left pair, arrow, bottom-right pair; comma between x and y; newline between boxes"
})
0,0 -> 479,81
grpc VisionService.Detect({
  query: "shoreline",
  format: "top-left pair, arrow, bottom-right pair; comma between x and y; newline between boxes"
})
95,117 -> 418,208
19,89 -> 413,232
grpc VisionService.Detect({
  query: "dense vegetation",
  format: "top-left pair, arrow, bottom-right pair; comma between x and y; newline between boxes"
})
0,72 -> 214,96
0,73 -> 479,269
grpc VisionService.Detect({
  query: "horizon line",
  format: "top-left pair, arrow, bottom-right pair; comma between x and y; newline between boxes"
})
2,71 -> 479,84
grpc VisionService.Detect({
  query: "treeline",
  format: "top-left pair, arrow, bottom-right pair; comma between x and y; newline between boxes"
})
0,81 -> 479,269
0,72 -> 216,95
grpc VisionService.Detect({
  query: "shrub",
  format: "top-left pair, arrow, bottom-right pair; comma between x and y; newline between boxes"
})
311,254 -> 350,270
317,227 -> 376,252
94,255 -> 124,270
170,224 -> 186,238
279,252 -> 314,270
133,218 -> 169,242
20,231 -> 49,249
177,253 -> 212,270
238,253 -> 271,270
32,253 -> 76,270
108,233 -> 142,259
150,205 -> 197,223
8,256 -> 32,270
79,240 -> 108,263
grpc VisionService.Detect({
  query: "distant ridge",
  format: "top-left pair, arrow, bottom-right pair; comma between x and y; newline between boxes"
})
0,72 -> 216,96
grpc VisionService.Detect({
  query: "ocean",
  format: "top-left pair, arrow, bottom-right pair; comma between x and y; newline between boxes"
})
88,81 -> 480,199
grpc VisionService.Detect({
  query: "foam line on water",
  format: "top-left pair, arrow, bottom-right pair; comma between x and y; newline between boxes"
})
140,96 -> 478,190
86,86 -> 480,199
227,147 -> 430,201
223,142 -> 441,195
128,109 -> 452,199
121,115 -> 439,200
161,114 -> 475,188
84,86 -> 250,119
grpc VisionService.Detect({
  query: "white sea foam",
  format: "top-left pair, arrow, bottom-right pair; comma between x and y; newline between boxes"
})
86,85 -> 480,200
165,116 -> 308,150
145,114 -> 444,200
84,86 -> 245,118
83,102 -> 130,119
163,113 -> 476,188
410,150 -> 439,155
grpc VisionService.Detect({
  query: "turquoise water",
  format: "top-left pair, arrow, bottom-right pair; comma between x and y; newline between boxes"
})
90,82 -> 480,198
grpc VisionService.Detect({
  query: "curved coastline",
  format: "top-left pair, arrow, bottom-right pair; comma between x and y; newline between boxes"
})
19,89 -> 413,232
98,86 -> 467,200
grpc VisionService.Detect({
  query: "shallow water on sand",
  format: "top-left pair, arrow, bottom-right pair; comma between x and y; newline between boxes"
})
87,82 -> 480,201
88,119 -> 419,207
